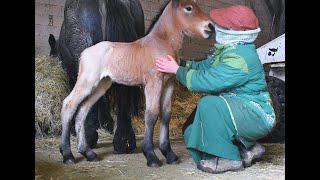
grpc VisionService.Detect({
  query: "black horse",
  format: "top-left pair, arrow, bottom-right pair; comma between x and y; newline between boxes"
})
49,0 -> 145,153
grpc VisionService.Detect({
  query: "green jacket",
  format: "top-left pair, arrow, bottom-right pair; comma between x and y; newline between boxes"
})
177,43 -> 275,125
177,43 -> 276,156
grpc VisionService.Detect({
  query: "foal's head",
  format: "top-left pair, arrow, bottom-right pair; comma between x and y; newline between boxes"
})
172,0 -> 214,39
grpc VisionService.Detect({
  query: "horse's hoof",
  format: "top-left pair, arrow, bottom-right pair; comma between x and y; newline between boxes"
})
167,159 -> 179,165
113,150 -> 121,154
62,155 -> 75,164
86,151 -> 98,162
113,135 -> 136,154
147,160 -> 161,167
113,126 -> 136,154
160,149 -> 179,165
114,148 -> 136,154
60,147 -> 76,164
146,156 -> 161,167
166,154 -> 179,164
125,148 -> 135,154
87,157 -> 98,162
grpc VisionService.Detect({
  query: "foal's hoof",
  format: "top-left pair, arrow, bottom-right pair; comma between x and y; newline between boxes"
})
79,148 -> 98,162
82,151 -> 98,162
167,158 -> 179,165
62,155 -> 75,164
86,151 -> 98,162
160,148 -> 179,165
166,153 -> 179,165
60,146 -> 76,164
147,159 -> 161,167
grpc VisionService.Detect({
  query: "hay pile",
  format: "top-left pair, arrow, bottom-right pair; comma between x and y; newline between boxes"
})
35,55 -> 69,137
132,81 -> 204,138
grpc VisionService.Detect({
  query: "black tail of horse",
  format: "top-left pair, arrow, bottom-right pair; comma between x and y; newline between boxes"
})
100,0 -> 145,153
48,34 -> 57,57
100,0 -> 144,115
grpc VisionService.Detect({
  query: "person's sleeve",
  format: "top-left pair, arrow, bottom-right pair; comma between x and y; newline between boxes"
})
176,53 -> 249,93
180,56 -> 213,71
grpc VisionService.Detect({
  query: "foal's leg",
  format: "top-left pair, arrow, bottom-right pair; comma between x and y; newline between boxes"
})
60,75 -> 100,163
75,77 -> 112,162
159,79 -> 178,164
142,81 -> 162,167
60,89 -> 77,163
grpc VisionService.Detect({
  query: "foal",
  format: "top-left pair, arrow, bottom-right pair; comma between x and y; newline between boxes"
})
60,0 -> 214,167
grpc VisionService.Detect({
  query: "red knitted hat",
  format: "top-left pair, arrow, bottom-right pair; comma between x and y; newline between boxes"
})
210,5 -> 259,31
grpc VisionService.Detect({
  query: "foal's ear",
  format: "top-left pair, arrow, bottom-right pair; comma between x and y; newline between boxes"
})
172,0 -> 179,8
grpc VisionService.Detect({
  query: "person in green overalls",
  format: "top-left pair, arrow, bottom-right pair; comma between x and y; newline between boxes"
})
155,5 -> 276,174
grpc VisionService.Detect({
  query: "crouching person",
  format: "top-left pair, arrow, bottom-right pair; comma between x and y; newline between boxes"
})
155,5 -> 275,174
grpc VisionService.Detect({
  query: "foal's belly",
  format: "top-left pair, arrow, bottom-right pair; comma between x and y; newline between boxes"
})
106,68 -> 144,86
100,57 -> 154,86
99,41 -> 162,86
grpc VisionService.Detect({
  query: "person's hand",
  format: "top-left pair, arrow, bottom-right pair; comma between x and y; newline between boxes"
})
155,55 -> 179,74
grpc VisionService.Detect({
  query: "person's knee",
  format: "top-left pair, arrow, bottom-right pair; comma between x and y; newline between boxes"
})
197,96 -> 220,110
197,96 -> 210,108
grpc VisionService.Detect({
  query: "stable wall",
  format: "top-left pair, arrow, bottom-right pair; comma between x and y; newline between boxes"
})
35,0 -> 274,60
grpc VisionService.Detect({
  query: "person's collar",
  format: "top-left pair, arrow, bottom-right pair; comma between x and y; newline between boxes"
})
213,44 -> 232,55
215,25 -> 261,35
214,25 -> 261,45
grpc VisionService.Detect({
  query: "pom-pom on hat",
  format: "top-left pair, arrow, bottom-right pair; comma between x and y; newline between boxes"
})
210,5 -> 259,31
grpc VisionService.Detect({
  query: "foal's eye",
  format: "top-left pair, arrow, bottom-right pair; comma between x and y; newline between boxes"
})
185,5 -> 193,12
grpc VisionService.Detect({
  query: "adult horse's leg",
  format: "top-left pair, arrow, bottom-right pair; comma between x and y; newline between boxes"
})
60,75 -> 100,163
113,84 -> 140,154
142,81 -> 162,167
75,77 -> 112,161
159,79 -> 178,164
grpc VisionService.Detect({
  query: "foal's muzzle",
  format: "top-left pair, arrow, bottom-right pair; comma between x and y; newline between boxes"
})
204,23 -> 215,38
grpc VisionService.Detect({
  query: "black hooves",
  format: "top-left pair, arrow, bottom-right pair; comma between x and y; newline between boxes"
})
113,129 -> 136,154
147,158 -> 161,167
167,156 -> 179,165
86,151 -> 98,162
62,154 -> 76,164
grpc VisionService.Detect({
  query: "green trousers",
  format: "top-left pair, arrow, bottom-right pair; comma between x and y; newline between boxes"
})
183,95 -> 273,164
